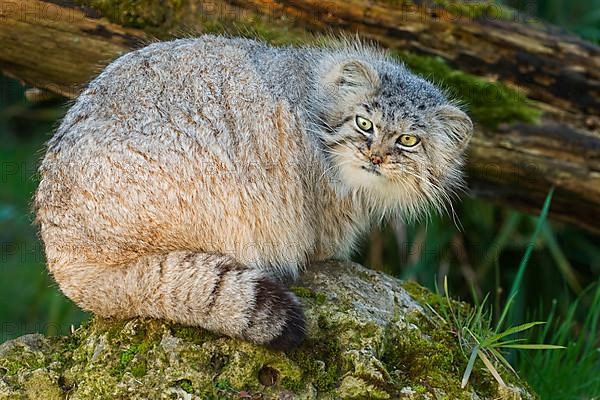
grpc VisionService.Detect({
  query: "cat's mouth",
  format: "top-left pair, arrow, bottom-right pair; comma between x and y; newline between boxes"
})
361,165 -> 382,176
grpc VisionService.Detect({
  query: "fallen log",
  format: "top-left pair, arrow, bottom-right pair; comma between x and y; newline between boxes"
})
1,0 -> 599,232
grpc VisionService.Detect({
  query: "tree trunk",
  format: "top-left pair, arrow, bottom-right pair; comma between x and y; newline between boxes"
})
1,0 -> 599,232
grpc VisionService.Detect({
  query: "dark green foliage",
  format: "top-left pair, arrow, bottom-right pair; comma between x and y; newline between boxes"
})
517,282 -> 600,399
394,51 -> 541,128
0,78 -> 88,343
501,0 -> 600,42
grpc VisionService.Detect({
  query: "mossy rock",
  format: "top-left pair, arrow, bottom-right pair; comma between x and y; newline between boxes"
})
0,261 -> 534,399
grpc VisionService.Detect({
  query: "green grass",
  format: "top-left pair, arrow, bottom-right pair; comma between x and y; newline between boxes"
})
517,282 -> 600,399
430,190 -> 565,389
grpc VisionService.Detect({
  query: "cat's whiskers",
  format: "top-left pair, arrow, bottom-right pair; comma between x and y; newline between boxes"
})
397,169 -> 448,214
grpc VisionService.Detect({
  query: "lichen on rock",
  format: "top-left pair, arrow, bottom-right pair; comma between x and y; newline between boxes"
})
0,261 -> 534,399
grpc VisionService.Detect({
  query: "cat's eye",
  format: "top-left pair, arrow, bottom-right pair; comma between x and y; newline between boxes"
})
397,134 -> 420,147
356,116 -> 373,132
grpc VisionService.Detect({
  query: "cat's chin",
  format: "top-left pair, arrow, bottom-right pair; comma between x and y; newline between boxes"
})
333,161 -> 428,219
337,162 -> 386,189
337,163 -> 401,200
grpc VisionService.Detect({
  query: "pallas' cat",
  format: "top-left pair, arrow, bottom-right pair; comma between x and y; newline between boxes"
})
35,36 -> 472,349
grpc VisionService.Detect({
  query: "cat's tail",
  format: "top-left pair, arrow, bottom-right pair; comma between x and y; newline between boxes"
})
49,251 -> 305,350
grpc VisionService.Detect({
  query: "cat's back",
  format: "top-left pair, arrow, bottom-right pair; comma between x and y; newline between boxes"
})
95,35 -> 270,107
46,35 -> 308,173
36,35 -> 320,266
52,36 -> 279,145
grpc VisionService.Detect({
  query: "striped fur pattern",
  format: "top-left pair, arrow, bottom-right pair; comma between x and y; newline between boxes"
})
34,35 -> 472,349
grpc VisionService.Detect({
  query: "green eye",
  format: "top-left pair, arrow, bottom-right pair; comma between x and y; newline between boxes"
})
356,116 -> 373,132
398,134 -> 420,147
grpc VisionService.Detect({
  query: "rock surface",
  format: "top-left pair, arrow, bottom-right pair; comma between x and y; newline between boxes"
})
0,261 -> 533,399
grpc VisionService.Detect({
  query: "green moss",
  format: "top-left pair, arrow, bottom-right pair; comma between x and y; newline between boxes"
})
378,0 -> 517,20
119,345 -> 138,366
398,285 -> 501,398
214,378 -> 233,392
95,318 -> 128,341
3,360 -> 22,376
101,321 -> 157,378
177,379 -> 194,394
414,384 -> 427,394
130,359 -> 147,378
382,320 -> 467,398
433,0 -> 515,20
382,323 -> 452,378
280,376 -> 303,392
76,0 -> 183,30
291,287 -> 327,305
1,353 -> 45,377
234,19 -> 314,47
373,0 -> 413,6
291,287 -> 314,298
170,324 -> 217,344
315,293 -> 327,305
287,336 -> 343,391
402,280 -> 442,307
338,375 -> 391,399
393,51 -> 541,128
24,370 -> 63,400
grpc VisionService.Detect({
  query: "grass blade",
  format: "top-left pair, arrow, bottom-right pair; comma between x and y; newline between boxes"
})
478,350 -> 506,387
508,188 -> 554,303
490,339 -> 527,348
496,292 -> 516,334
483,321 -> 546,347
542,225 -> 582,293
489,347 -> 517,375
461,345 -> 479,388
498,188 -> 554,330
502,344 -> 565,349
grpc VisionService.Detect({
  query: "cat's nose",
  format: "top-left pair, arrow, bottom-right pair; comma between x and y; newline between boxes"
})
370,154 -> 383,165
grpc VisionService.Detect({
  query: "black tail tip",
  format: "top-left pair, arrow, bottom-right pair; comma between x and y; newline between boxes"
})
266,302 -> 306,351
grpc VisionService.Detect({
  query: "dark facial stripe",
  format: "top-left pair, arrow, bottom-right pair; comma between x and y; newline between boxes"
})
335,116 -> 354,131
322,115 -> 353,133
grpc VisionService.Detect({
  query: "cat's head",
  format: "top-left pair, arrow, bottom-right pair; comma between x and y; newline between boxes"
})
309,51 -> 473,219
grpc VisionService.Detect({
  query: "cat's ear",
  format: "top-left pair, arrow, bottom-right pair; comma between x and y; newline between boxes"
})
435,105 -> 473,152
324,59 -> 379,96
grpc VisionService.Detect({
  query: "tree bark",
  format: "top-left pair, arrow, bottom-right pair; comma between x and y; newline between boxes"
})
1,0 -> 599,232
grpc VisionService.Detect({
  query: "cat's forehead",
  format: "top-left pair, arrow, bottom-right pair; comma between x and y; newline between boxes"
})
372,65 -> 446,121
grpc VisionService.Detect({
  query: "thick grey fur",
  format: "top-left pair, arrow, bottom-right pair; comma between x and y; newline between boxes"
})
34,35 -> 472,349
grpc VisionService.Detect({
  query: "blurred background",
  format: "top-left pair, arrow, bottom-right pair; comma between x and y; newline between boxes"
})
0,0 -> 598,398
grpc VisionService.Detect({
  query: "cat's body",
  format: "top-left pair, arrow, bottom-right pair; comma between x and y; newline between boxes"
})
35,35 -> 472,349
